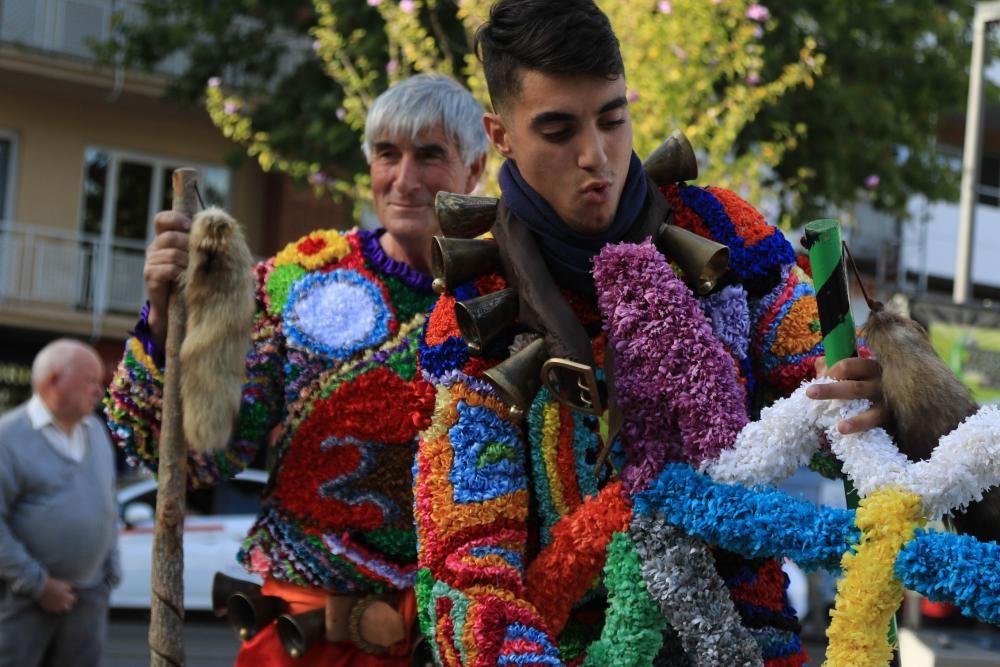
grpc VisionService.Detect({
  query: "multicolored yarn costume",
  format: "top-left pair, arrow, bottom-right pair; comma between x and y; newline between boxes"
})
104,228 -> 438,597
414,183 -> 826,666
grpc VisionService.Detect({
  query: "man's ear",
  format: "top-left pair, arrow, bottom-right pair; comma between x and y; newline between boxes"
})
464,153 -> 487,193
483,112 -> 512,158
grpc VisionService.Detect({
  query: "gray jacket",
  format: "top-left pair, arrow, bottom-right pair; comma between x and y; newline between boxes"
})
0,405 -> 120,598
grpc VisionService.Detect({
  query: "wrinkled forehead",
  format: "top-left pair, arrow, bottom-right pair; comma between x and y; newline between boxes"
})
370,117 -> 460,152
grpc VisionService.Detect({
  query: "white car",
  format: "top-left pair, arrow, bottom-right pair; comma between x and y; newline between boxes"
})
111,469 -> 268,611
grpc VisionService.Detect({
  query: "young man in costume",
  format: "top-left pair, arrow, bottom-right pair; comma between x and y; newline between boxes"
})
104,74 -> 487,665
413,1 -> 885,665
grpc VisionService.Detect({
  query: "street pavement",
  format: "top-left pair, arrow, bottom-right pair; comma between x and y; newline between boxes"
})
105,613 -> 828,666
105,613 -> 238,667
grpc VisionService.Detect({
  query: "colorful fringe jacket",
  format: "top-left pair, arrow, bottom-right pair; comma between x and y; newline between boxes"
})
104,228 -> 438,594
414,184 -> 824,666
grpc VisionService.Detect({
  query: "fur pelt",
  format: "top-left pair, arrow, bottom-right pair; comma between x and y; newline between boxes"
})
179,206 -> 254,454
862,306 -> 999,541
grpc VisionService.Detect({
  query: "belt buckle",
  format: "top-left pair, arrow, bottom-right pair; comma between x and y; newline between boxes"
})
541,358 -> 605,416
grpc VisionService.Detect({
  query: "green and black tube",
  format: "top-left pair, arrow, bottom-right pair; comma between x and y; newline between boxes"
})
803,219 -> 857,366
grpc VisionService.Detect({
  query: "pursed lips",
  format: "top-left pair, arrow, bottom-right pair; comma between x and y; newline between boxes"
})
580,180 -> 612,204
581,178 -> 612,193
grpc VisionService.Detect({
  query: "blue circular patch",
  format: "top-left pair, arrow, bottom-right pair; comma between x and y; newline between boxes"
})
283,269 -> 392,359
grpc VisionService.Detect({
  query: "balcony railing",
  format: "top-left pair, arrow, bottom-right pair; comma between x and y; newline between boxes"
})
0,0 -> 188,75
0,223 -> 145,316
0,0 -> 308,82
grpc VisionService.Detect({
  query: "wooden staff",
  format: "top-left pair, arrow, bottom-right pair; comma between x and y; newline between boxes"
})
149,168 -> 199,666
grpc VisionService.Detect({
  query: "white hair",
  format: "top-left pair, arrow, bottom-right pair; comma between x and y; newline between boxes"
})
363,74 -> 488,167
31,339 -> 97,389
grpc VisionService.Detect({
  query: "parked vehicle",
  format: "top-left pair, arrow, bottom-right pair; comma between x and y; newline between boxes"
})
111,469 -> 267,610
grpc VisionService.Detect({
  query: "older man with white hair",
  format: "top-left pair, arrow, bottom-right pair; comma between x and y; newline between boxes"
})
0,339 -> 119,667
105,74 -> 488,665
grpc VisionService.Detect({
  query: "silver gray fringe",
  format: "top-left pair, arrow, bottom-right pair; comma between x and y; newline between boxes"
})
630,512 -> 764,667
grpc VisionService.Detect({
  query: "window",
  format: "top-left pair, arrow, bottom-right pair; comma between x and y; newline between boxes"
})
79,148 -> 230,312
936,145 -> 1000,208
0,132 -> 17,224
81,148 -> 230,243
980,153 -> 1000,207
0,132 -> 19,303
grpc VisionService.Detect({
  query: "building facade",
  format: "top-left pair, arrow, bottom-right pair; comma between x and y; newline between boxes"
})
0,0 -> 349,412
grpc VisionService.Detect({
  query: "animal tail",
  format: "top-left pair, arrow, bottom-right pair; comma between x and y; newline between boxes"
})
180,207 -> 255,454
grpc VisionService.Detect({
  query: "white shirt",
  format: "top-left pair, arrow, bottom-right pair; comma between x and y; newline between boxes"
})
26,394 -> 87,463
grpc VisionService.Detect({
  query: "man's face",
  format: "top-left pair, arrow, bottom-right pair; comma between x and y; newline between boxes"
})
53,353 -> 104,423
370,124 -> 483,242
484,71 -> 633,234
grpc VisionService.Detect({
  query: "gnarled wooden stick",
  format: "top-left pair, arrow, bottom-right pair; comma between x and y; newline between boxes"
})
149,168 -> 198,667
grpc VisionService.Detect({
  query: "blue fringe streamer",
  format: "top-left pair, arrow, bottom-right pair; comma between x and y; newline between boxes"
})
634,464 -> 859,572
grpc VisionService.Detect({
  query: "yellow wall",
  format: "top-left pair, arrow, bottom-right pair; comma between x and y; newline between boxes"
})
0,74 -> 266,254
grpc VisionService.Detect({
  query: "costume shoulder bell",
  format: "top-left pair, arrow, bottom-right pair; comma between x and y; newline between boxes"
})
212,573 -> 410,658
431,130 -> 730,416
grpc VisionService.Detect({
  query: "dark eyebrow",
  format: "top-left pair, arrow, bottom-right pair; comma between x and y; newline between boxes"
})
373,141 -> 398,153
531,111 -> 576,130
599,96 -> 628,114
415,142 -> 447,156
530,96 -> 629,130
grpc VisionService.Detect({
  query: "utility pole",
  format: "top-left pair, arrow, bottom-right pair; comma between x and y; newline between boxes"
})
954,2 -> 1000,303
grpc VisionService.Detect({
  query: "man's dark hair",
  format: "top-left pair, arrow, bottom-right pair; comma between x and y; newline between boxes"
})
474,0 -> 624,113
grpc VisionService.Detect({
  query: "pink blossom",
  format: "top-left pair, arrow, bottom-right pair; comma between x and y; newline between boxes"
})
672,45 -> 688,62
745,72 -> 761,86
746,4 -> 770,21
224,101 -> 240,114
312,39 -> 322,52
753,25 -> 764,39
309,172 -> 328,185
399,0 -> 416,12
207,76 -> 221,88
658,1 -> 672,13
386,59 -> 399,74
367,0 -> 381,6
336,107 -> 347,121
865,174 -> 880,189
627,89 -> 640,103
